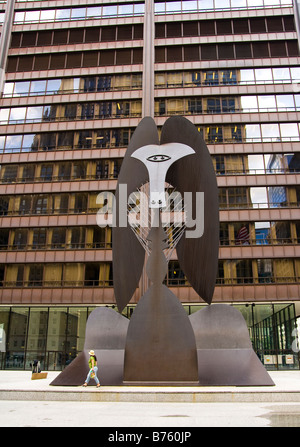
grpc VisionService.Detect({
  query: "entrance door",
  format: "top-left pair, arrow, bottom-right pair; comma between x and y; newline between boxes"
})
46,351 -> 64,371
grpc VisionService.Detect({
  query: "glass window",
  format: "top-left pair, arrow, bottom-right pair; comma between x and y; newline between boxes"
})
264,0 -> 280,5
118,4 -> 133,15
67,308 -> 87,356
273,221 -> 291,243
258,95 -> 276,111
235,259 -> 253,283
268,186 -> 287,207
71,8 -> 86,20
182,1 -> 198,11
215,0 -> 230,7
55,9 -> 71,21
22,134 -> 36,152
42,105 -> 57,121
5,135 -> 22,152
9,108 -> 26,124
272,68 -> 290,83
6,308 -> 28,369
247,0 -> 264,7
155,2 -> 165,13
102,5 -> 118,16
3,83 -> 14,97
291,67 -> 300,82
244,124 -> 261,142
134,3 -> 145,15
46,308 -> 67,354
257,259 -> 273,283
255,222 -> 271,245
25,10 -> 40,22
265,154 -> 282,172
166,2 -> 182,13
0,109 -> 9,124
0,307 -> 10,355
250,187 -> 268,208
261,123 -> 280,141
40,9 -> 55,22
14,11 -> 25,23
30,80 -> 47,96
280,123 -> 299,141
231,0 -> 247,7
239,69 -> 255,84
199,0 -> 214,9
14,81 -> 30,97
276,95 -> 295,111
26,308 -> 48,366
46,79 -> 62,94
0,136 -> 5,152
26,106 -> 43,122
255,68 -> 273,84
247,154 -> 264,174
86,7 -> 101,18
241,96 -> 258,112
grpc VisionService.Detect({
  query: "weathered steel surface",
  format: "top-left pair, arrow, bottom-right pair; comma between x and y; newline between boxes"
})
162,116 -> 219,305
189,304 -> 275,386
112,117 -> 158,313
123,213 -> 199,385
50,307 -> 128,386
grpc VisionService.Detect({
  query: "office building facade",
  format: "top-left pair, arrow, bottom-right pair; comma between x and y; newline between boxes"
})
0,0 -> 299,371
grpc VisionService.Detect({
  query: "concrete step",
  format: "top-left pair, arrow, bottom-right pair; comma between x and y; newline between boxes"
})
0,370 -> 300,403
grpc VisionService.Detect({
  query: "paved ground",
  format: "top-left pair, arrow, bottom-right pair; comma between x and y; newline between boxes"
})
0,370 -> 300,428
2,399 -> 300,427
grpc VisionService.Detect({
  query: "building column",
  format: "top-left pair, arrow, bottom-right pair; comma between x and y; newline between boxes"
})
142,0 -> 155,118
0,0 -> 15,94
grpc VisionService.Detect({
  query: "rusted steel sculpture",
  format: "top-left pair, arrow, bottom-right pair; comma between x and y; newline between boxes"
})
51,116 -> 274,386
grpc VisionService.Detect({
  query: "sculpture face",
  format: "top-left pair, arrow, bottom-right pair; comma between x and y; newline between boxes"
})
131,143 -> 195,208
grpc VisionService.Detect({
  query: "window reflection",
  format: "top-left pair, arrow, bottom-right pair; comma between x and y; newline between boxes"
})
40,10 -> 55,22
255,222 -> 271,244
14,81 -> 30,97
268,186 -> 287,207
247,154 -> 264,174
250,187 -> 268,208
102,5 -> 118,16
255,68 -> 272,83
261,124 -> 280,141
245,124 -> 261,142
273,68 -> 290,83
280,123 -> 299,141
276,95 -> 294,111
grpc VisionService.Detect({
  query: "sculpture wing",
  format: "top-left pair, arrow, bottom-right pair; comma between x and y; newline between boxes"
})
112,117 -> 159,312
162,116 -> 219,304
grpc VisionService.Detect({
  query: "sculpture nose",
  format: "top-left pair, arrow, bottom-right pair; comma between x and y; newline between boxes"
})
131,142 -> 195,208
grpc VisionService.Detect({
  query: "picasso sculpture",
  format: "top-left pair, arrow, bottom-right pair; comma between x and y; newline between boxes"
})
51,116 -> 274,386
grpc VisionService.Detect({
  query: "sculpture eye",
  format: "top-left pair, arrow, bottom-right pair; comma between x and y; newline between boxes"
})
147,154 -> 171,162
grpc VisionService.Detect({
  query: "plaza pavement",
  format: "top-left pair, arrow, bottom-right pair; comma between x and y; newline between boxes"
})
1,370 -> 300,427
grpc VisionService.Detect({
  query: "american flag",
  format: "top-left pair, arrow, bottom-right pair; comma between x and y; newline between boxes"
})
236,225 -> 250,245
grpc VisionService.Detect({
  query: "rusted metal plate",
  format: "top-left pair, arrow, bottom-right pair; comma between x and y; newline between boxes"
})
189,304 -> 275,386
123,219 -> 199,385
162,116 -> 219,305
112,117 -> 158,312
50,307 -> 128,386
